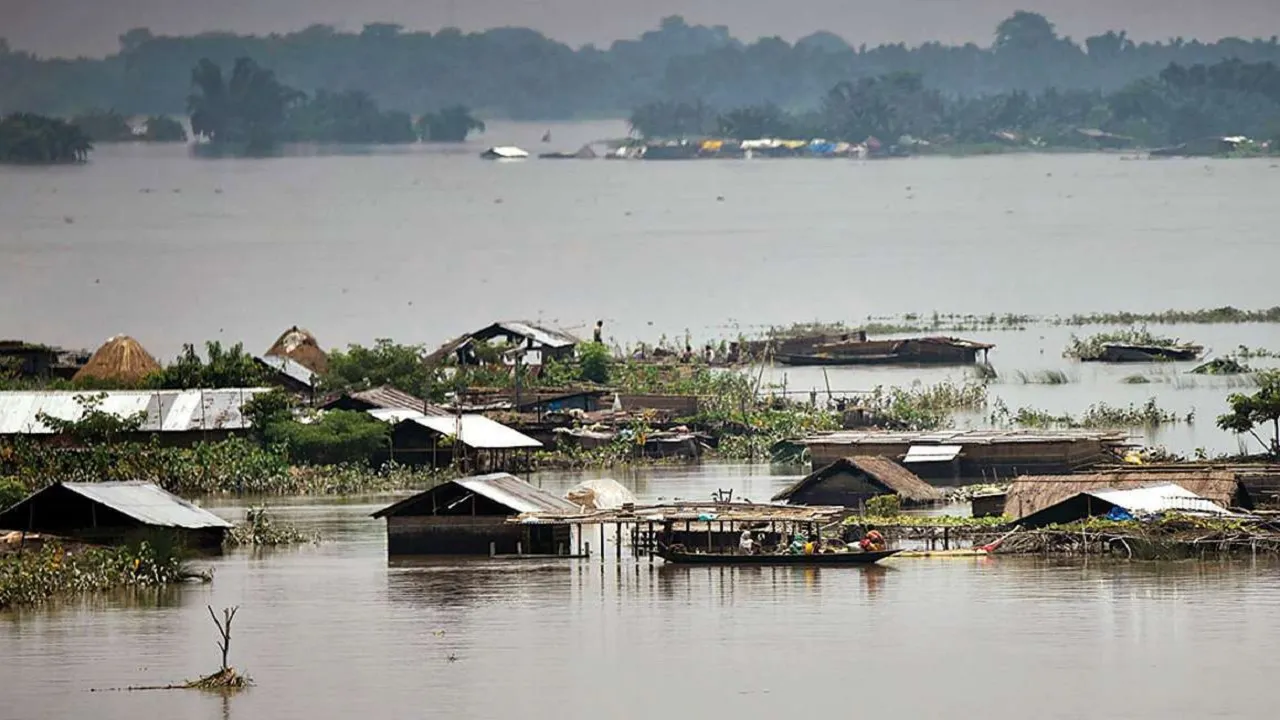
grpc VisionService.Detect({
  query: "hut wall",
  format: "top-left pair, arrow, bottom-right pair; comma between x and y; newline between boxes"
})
787,469 -> 883,507
387,515 -> 521,555
972,494 -> 1008,518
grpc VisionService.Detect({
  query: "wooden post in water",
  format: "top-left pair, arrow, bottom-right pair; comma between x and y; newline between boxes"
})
648,521 -> 655,563
489,542 -> 496,558
616,522 -> 622,562
600,523 -> 605,563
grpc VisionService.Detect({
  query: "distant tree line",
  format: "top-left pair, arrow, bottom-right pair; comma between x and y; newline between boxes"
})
186,57 -> 484,151
629,59 -> 1280,149
5,13 -> 1280,120
0,113 -> 91,163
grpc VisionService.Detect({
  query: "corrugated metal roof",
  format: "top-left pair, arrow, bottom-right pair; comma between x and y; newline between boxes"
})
455,473 -> 580,513
806,429 -> 1130,446
371,473 -> 579,517
903,444 -> 963,463
371,409 -> 541,449
491,322 -> 579,349
62,482 -> 230,528
0,389 -> 271,434
1088,483 -> 1234,516
256,355 -> 317,388
336,386 -> 448,415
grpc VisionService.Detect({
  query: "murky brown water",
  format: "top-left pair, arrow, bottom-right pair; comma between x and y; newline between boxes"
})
5,465 -> 1280,719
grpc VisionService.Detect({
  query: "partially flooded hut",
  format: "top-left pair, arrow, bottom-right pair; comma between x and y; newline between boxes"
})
371,473 -> 579,556
772,456 -> 942,507
0,481 -> 231,550
72,335 -> 161,385
1014,483 -> 1237,529
1004,471 -> 1252,525
802,429 -> 1130,481
424,321 -> 579,367
320,385 -> 446,415
367,410 -> 542,471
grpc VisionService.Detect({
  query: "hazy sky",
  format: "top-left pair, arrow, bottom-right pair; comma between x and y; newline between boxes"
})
4,0 -> 1279,58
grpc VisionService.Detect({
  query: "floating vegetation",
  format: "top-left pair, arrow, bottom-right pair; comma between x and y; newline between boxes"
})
0,540 -> 203,609
859,380 -> 988,430
989,398 -> 1187,429
1121,374 -> 1152,384
1060,306 -> 1280,326
225,506 -> 318,547
1229,345 -> 1280,360
1191,358 -> 1251,375
1063,327 -> 1187,360
1011,369 -> 1072,385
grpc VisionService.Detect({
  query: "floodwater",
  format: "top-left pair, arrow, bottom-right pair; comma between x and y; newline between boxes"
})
4,464 -> 1280,720
3,121 -> 1279,454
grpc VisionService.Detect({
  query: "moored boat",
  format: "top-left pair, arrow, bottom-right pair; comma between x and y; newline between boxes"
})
656,544 -> 901,565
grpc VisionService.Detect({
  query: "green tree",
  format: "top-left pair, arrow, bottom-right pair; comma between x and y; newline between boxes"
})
1218,371 -> 1280,457
143,115 -> 187,141
241,389 -> 296,442
70,108 -> 134,141
287,89 -> 415,143
322,339 -> 440,400
416,105 -> 485,142
0,477 -> 27,511
188,57 -> 301,151
152,341 -> 266,389
264,410 -> 389,465
36,393 -> 146,445
578,343 -> 612,384
0,113 -> 92,164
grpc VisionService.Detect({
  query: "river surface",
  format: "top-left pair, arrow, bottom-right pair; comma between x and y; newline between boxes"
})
3,122 -> 1279,454
5,464 -> 1280,720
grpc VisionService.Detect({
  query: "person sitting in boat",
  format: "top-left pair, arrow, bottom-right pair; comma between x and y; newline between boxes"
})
739,530 -> 756,555
859,528 -> 887,553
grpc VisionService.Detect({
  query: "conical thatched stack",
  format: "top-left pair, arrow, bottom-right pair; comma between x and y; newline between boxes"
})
265,326 -> 329,374
73,335 -> 162,384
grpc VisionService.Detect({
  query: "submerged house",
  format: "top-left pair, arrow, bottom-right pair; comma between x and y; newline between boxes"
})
371,473 -> 579,555
425,321 -> 580,368
368,409 -> 542,470
0,481 -> 231,550
1014,483 -> 1237,529
1004,471 -> 1252,527
802,429 -> 1130,481
772,456 -> 943,508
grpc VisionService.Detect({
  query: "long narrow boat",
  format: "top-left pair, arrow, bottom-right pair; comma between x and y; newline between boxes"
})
656,545 -> 902,566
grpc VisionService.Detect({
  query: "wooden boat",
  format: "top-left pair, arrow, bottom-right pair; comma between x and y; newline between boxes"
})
656,544 -> 901,566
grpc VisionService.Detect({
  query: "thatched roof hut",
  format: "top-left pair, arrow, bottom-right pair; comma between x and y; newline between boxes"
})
72,335 -> 161,385
1005,471 -> 1252,522
773,456 -> 943,507
265,326 -> 328,374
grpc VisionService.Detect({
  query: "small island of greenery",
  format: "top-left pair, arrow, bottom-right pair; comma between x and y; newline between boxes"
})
186,57 -> 486,153
0,113 -> 92,164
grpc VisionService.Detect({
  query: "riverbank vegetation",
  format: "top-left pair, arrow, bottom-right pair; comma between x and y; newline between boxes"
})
0,539 -> 202,609
988,397 -> 1188,429
1063,328 -> 1186,360
186,57 -> 482,152
629,58 -> 1280,152
70,108 -> 186,142
0,113 -> 92,164
7,13 -> 1280,122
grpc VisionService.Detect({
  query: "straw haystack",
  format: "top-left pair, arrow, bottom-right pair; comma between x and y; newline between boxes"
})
265,326 -> 328,374
72,335 -> 161,384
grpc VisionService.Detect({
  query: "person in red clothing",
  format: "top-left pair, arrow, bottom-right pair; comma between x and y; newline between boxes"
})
859,528 -> 886,552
